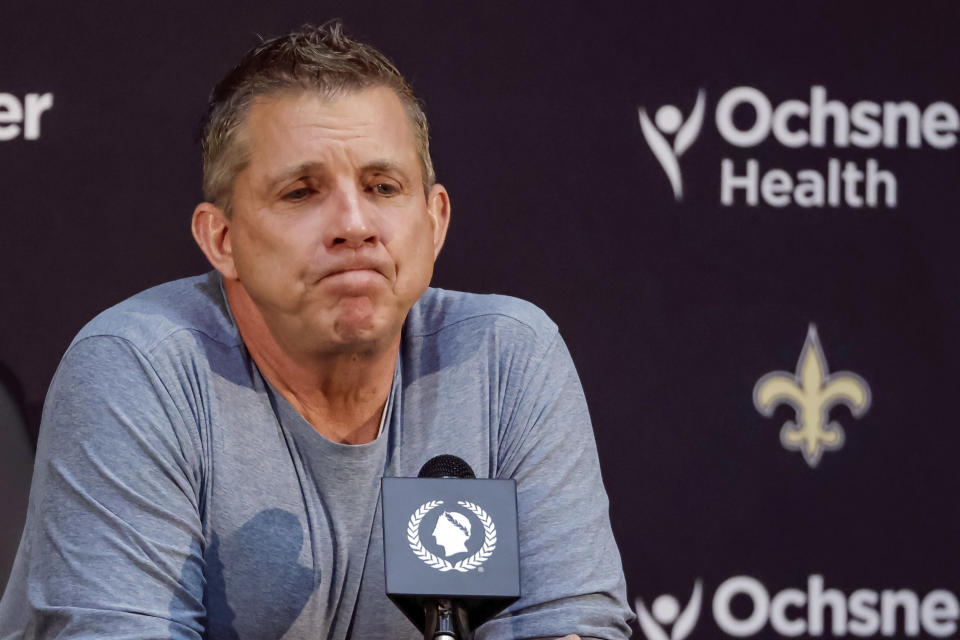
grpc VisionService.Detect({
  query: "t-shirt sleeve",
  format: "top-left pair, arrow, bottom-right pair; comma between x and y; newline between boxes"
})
0,336 -> 206,639
478,331 -> 634,640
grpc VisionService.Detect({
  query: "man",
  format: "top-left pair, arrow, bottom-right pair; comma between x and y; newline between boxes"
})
0,24 -> 632,639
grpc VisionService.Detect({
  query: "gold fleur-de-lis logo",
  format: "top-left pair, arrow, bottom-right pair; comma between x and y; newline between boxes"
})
753,325 -> 871,467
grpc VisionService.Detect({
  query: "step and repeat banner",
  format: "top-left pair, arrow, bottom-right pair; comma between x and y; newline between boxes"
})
2,2 -> 958,638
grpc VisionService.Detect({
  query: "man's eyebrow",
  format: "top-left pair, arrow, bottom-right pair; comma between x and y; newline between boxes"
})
363,160 -> 409,180
264,159 -> 411,191
264,161 -> 325,191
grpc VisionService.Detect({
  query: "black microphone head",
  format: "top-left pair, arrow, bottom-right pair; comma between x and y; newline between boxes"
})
418,454 -> 476,479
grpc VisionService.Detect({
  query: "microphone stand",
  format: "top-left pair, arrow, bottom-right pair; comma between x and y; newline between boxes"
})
424,598 -> 472,640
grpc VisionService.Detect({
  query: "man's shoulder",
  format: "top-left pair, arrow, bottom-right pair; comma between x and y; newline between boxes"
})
406,288 -> 558,347
72,271 -> 240,355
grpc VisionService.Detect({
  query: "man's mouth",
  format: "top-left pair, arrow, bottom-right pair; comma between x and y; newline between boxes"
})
323,256 -> 391,280
321,267 -> 388,291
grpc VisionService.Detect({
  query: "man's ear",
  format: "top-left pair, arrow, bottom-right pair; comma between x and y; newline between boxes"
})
191,202 -> 237,280
426,183 -> 451,258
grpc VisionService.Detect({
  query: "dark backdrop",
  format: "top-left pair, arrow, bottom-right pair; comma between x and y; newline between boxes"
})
2,3 -> 958,638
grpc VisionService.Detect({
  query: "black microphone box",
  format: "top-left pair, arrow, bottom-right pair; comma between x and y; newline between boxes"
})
381,477 -> 521,630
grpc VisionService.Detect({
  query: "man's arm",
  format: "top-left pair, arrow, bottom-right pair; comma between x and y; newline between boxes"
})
479,330 -> 634,640
0,336 -> 206,638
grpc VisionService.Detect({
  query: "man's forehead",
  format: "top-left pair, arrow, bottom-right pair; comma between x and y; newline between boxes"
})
237,87 -> 416,168
245,87 -> 414,145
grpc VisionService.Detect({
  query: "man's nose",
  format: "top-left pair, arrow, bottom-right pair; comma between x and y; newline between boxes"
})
325,182 -> 378,248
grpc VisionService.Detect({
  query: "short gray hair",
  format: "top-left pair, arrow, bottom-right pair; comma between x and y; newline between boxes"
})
200,22 -> 435,213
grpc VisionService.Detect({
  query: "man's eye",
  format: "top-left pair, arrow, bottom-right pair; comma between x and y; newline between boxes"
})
283,187 -> 311,201
374,183 -> 399,196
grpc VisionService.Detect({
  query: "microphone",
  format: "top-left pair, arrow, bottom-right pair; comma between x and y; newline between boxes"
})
417,455 -> 475,640
382,455 -> 520,640
418,454 -> 476,480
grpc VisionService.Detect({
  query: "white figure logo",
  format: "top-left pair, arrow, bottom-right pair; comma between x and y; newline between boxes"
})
635,581 -> 702,640
432,510 -> 472,556
638,91 -> 706,201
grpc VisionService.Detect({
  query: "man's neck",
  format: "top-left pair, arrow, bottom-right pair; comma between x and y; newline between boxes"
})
225,280 -> 398,445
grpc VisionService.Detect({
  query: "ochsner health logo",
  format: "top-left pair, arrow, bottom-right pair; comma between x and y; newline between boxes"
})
638,86 -> 959,208
0,92 -> 53,141
635,576 -> 960,639
638,91 -> 706,201
635,581 -> 703,640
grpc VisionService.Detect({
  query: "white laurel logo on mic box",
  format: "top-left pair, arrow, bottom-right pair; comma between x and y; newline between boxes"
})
407,499 -> 497,573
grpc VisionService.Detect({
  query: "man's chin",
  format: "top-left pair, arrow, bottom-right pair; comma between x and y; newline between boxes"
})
328,314 -> 396,351
302,298 -> 406,356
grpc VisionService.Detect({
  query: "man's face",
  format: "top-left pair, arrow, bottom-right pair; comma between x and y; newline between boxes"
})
214,87 -> 449,357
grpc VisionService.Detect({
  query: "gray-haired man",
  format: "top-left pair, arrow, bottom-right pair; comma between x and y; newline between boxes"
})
0,24 -> 632,640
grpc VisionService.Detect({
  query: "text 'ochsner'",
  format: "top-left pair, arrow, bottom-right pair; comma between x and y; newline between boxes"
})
635,575 -> 958,640
638,86 -> 959,208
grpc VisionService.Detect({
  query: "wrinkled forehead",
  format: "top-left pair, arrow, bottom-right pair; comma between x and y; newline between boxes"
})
236,86 -> 420,171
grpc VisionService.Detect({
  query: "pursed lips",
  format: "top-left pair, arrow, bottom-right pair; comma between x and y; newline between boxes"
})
320,257 -> 393,283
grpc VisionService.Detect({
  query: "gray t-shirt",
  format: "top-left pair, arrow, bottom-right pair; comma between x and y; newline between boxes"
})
0,273 -> 633,639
